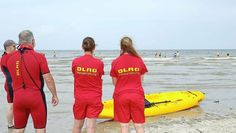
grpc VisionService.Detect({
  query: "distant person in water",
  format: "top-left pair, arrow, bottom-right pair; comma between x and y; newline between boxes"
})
174,53 -> 177,58
174,51 -> 180,58
226,53 -> 230,57
176,51 -> 179,57
216,52 -> 220,57
72,37 -> 104,133
53,50 -> 56,58
155,52 -> 162,58
159,52 -> 162,57
155,52 -> 158,57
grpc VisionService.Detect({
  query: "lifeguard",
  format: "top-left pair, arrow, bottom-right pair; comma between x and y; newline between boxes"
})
72,37 -> 104,133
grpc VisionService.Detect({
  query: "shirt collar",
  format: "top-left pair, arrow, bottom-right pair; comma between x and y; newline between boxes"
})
19,43 -> 34,50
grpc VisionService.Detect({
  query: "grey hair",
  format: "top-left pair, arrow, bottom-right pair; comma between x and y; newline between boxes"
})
18,30 -> 34,44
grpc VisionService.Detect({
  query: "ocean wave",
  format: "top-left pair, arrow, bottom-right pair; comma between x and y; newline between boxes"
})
232,63 -> 236,66
103,57 -> 236,61
101,57 -> 175,61
203,57 -> 236,60
143,57 -> 174,61
101,57 -> 115,61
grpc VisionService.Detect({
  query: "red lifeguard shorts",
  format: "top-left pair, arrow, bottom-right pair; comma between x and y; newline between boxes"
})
13,89 -> 47,129
73,94 -> 103,119
114,93 -> 145,123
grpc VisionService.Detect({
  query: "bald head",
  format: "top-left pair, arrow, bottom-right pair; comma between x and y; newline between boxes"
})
18,30 -> 35,45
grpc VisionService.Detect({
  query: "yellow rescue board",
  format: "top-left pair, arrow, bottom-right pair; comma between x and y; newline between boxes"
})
98,90 -> 205,119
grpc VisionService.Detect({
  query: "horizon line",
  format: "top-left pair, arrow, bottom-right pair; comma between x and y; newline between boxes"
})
35,48 -> 236,51
0,48 -> 236,51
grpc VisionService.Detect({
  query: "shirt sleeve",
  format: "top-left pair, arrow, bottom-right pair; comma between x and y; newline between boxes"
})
40,55 -> 50,74
110,61 -> 117,77
1,56 -> 6,68
1,56 -> 8,73
140,59 -> 148,75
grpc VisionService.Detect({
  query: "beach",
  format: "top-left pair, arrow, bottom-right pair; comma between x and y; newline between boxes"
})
1,49 -> 236,133
93,108 -> 236,133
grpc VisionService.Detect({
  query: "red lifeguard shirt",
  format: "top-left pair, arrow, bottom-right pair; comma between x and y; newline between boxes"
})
1,52 -> 14,72
4,44 -> 50,91
72,54 -> 104,98
1,52 -> 14,85
110,54 -> 148,98
1,52 -> 14,102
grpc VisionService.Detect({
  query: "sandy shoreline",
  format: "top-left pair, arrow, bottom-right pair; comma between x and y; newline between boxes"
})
1,94 -> 236,133
91,108 -> 236,133
1,88 -> 236,133
1,90 -> 236,133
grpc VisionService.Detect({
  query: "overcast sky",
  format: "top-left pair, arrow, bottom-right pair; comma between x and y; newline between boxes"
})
0,0 -> 235,50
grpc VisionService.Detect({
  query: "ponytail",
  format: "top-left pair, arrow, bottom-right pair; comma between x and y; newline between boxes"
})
120,37 -> 140,58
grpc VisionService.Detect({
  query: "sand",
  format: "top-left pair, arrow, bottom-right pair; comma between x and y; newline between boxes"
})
1,91 -> 236,133
79,107 -> 236,133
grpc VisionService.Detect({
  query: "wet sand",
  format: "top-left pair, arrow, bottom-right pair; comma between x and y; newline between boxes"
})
82,107 -> 236,133
1,91 -> 236,133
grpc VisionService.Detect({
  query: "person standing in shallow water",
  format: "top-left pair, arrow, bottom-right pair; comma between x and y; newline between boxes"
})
226,53 -> 230,57
53,50 -> 56,58
2,30 -> 59,133
72,37 -> 104,133
110,37 -> 148,133
1,40 -> 17,128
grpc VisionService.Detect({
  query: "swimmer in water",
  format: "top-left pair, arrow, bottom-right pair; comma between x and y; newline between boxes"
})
226,53 -> 230,57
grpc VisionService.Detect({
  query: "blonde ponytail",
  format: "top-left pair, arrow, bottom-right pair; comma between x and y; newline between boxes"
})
120,37 -> 140,58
